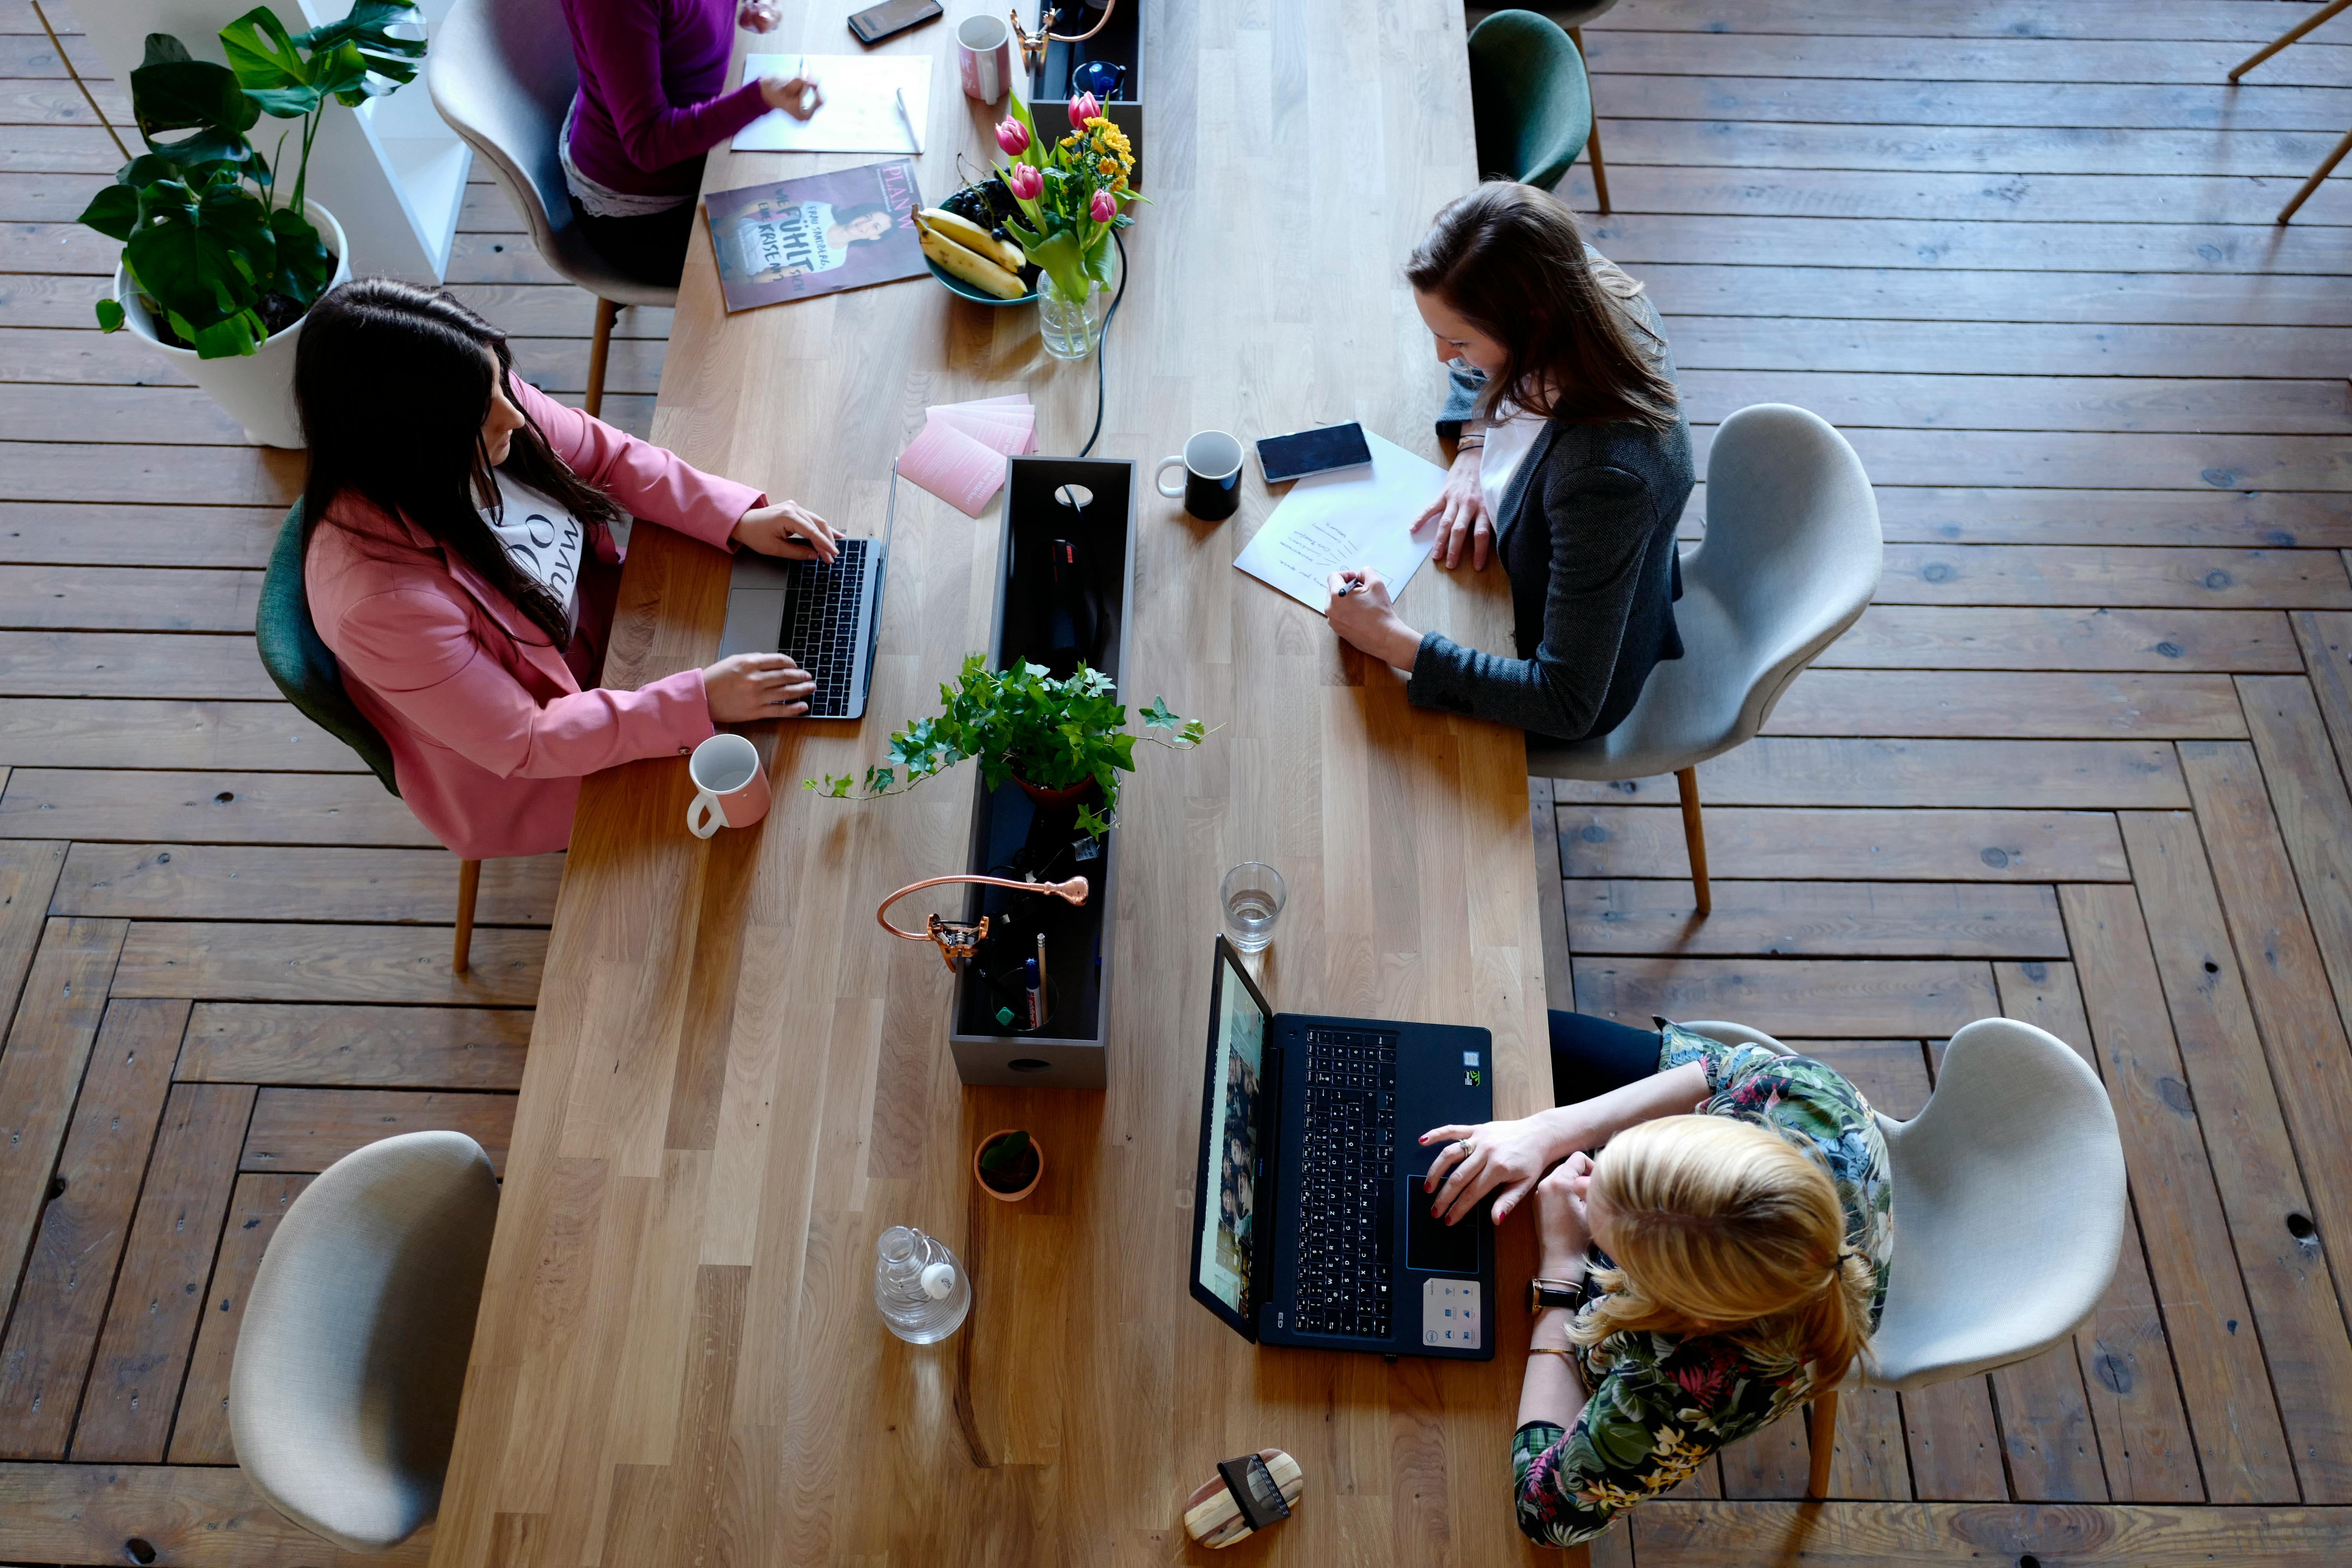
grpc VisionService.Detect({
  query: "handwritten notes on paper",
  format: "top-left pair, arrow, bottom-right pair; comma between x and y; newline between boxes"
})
1232,430 -> 1449,612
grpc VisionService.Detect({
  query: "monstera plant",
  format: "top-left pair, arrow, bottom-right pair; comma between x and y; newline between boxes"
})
80,4 -> 426,359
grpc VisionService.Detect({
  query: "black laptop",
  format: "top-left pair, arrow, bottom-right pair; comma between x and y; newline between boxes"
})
1189,935 -> 1496,1358
714,472 -> 898,719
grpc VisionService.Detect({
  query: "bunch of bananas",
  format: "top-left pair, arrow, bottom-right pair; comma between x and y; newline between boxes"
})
916,207 -> 1032,300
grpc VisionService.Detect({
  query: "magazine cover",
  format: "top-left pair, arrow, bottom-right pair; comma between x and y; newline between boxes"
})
705,159 -> 925,312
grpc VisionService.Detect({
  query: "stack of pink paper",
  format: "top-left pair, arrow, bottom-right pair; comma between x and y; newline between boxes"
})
894,394 -> 1038,517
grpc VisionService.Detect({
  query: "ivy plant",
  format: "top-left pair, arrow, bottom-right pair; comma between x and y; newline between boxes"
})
80,5 -> 425,358
808,656 -> 1209,838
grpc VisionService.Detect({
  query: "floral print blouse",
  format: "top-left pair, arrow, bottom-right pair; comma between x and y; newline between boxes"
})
1511,1022 -> 1895,1547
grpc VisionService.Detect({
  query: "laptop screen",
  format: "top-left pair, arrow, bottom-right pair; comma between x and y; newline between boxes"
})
1195,941 -> 1269,1321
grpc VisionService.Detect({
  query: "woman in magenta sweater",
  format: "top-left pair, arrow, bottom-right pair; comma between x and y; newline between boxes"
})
556,0 -> 820,286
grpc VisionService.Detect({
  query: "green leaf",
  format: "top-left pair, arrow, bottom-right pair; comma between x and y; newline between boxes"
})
131,56 -> 261,145
93,298 -> 125,332
1074,803 -> 1109,838
121,166 -> 277,359
267,203 -> 331,303
141,33 -> 194,68
1140,696 -> 1181,732
77,182 -> 140,241
219,6 -> 311,97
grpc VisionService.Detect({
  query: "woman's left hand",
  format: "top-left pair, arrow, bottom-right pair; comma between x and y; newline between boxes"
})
1534,1152 -> 1594,1277
1325,568 -> 1422,671
733,500 -> 840,563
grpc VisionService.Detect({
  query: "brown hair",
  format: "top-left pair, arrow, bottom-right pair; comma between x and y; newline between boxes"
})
1571,1115 -> 1874,1386
1405,181 -> 1679,431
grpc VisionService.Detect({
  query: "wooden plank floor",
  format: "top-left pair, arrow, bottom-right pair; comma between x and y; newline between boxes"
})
4,0 -> 2352,1563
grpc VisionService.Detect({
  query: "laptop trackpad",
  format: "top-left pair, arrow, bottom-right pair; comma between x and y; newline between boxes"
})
1404,1173 -> 1481,1274
719,588 -> 787,659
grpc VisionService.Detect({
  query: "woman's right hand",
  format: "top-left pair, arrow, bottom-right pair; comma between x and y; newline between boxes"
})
759,74 -> 824,120
1413,445 -> 1491,572
1419,1112 -> 1577,1226
704,652 -> 815,721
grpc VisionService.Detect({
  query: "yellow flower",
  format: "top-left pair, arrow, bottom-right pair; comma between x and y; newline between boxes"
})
1099,156 -> 1118,178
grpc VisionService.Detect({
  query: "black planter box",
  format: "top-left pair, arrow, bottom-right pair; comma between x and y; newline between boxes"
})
1025,1 -> 1147,189
947,457 -> 1138,1089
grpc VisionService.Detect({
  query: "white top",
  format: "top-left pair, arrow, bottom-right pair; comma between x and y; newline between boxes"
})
1475,392 -> 1549,526
480,471 -> 587,637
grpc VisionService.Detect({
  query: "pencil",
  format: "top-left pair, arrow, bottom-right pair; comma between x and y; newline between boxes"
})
894,86 -> 922,154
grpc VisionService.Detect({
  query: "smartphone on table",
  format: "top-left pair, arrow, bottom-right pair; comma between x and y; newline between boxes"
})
848,0 -> 942,45
1256,422 -> 1375,485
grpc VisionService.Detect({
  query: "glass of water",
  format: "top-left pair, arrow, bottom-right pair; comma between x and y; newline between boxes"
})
1220,862 -> 1287,953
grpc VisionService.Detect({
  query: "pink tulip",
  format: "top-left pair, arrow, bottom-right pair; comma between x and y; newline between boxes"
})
1068,91 -> 1100,129
1006,162 -> 1044,201
995,117 -> 1029,156
1089,188 -> 1117,223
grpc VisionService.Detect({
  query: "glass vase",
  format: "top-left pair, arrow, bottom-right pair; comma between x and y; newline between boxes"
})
1036,253 -> 1115,361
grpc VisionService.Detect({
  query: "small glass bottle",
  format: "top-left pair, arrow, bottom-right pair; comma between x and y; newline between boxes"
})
872,1225 -> 973,1343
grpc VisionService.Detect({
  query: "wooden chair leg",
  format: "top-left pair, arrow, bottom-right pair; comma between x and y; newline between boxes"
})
2230,0 -> 2352,80
1675,765 -> 1711,916
2278,124 -> 2352,224
585,297 -> 618,419
454,858 -> 480,974
1570,27 -> 1611,215
1806,1390 -> 1838,1499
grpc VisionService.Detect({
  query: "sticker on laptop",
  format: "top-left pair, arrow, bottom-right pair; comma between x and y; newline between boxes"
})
1422,1277 -> 1482,1350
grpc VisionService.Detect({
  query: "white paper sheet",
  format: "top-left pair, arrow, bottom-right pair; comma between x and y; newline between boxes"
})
1233,430 -> 1449,613
731,53 -> 931,154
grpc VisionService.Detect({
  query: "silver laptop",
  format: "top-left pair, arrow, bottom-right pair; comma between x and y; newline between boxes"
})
715,472 -> 897,720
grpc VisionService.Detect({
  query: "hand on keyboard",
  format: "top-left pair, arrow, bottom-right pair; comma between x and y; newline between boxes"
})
704,651 -> 816,720
732,499 -> 841,563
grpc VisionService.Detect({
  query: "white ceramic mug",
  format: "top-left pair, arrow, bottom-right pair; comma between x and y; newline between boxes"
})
687,733 -> 771,838
958,13 -> 1011,103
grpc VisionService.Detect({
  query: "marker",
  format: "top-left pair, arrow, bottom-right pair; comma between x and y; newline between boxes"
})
1034,932 -> 1049,1020
894,86 -> 922,154
1023,957 -> 1042,1029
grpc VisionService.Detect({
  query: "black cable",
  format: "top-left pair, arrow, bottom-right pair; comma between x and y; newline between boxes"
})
1075,229 -> 1129,459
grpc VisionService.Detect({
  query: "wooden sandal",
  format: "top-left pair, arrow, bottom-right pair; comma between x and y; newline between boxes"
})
1182,1449 -> 1305,1548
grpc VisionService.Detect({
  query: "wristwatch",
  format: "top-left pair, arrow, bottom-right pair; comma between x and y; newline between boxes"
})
1529,1276 -> 1586,1314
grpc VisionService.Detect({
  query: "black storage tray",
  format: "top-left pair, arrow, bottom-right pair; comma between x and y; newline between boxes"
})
947,457 -> 1138,1089
1026,0 -> 1147,189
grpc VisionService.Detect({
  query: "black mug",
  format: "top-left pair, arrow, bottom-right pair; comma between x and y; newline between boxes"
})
1156,430 -> 1243,522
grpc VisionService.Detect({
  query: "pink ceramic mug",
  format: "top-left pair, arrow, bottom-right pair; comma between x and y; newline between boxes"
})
957,13 -> 1011,103
687,733 -> 771,838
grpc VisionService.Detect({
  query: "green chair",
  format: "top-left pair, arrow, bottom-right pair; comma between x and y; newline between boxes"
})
257,502 -> 481,971
1468,9 -> 1612,211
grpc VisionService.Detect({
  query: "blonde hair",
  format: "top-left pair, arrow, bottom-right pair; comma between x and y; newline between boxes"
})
1570,1115 -> 1874,1385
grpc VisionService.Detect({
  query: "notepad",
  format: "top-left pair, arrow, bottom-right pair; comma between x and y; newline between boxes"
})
896,396 -> 1037,516
732,53 -> 931,154
1233,430 -> 1448,612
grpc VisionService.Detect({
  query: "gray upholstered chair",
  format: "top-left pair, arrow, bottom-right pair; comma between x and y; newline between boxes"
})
230,1131 -> 500,1552
430,0 -> 675,416
1529,404 -> 1882,913
1681,1017 -> 2129,1499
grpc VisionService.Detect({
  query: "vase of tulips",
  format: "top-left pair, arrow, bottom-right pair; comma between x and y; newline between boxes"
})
993,91 -> 1137,361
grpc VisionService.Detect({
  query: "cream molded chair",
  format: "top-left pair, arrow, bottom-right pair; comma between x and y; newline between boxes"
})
430,0 -> 675,416
1681,1017 -> 2129,1498
1529,405 -> 1882,914
230,1131 -> 499,1552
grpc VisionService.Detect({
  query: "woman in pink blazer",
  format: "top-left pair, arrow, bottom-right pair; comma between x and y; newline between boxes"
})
296,279 -> 833,860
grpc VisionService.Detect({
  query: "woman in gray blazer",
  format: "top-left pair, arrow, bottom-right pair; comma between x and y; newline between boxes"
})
1327,182 -> 1693,744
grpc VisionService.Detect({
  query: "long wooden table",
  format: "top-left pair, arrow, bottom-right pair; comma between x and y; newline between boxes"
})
429,5 -> 1556,1563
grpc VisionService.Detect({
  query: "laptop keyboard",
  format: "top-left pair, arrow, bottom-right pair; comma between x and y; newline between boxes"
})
777,537 -> 871,719
1293,1027 -> 1398,1339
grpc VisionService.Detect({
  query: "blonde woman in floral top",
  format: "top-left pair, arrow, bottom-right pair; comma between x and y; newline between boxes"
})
1418,1015 -> 1894,1548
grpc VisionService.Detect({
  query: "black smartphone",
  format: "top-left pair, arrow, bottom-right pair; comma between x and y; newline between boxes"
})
847,0 -> 941,45
1256,421 -> 1374,485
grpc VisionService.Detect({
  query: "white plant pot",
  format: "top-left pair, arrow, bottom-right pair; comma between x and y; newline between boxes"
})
113,200 -> 351,450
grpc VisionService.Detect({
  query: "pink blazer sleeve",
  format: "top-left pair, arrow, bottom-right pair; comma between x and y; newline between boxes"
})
332,584 -> 715,779
515,379 -> 764,549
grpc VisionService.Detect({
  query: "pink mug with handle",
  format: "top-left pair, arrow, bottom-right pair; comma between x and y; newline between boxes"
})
687,733 -> 771,838
957,13 -> 1011,103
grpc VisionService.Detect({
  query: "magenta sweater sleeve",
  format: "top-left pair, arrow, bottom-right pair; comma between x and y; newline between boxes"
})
577,0 -> 770,176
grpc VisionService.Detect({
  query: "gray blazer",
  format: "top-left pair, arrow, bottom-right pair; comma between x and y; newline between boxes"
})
1405,291 -> 1694,744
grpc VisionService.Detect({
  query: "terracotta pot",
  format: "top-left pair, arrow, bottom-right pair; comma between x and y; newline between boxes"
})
113,201 -> 350,450
1014,773 -> 1099,810
973,1128 -> 1043,1202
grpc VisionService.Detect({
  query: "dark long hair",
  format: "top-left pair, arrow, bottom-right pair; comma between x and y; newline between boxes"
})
296,278 -> 625,648
1405,181 -> 1679,431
